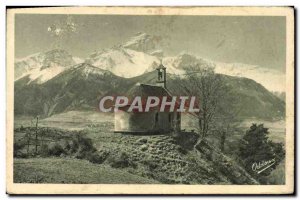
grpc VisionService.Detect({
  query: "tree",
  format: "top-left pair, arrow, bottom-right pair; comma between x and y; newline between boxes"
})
239,124 -> 285,183
212,84 -> 242,152
172,64 -> 238,149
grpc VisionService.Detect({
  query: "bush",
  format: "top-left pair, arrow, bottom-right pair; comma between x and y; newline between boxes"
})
14,140 -> 26,157
140,144 -> 148,151
69,134 -> 96,153
13,128 -> 101,163
141,158 -> 158,170
87,150 -> 109,164
239,124 -> 285,182
108,151 -> 134,168
39,144 -> 50,157
60,140 -> 71,154
48,142 -> 65,156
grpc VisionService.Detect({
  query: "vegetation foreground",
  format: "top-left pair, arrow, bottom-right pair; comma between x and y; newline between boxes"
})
13,121 -> 284,184
14,158 -> 158,184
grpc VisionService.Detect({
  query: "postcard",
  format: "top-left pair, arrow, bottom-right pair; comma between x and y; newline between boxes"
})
6,6 -> 294,195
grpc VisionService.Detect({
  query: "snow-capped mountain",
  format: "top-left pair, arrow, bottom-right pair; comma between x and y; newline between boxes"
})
14,32 -> 285,92
214,62 -> 285,93
15,49 -> 83,84
14,63 -> 135,116
162,53 -> 212,75
14,32 -> 285,119
162,53 -> 285,92
85,32 -> 165,78
122,32 -> 159,53
85,47 -> 160,78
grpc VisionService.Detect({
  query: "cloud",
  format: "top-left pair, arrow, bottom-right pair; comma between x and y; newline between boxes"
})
47,17 -> 78,38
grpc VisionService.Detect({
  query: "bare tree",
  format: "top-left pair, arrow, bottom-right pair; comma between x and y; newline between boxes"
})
172,64 -> 238,149
213,94 -> 242,152
35,116 -> 39,154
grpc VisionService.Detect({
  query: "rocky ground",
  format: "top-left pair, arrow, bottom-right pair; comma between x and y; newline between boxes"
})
14,126 -> 258,184
87,129 -> 259,184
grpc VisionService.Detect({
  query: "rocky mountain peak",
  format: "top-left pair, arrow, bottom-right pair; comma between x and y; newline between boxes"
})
14,49 -> 83,83
41,49 -> 76,70
123,32 -> 160,54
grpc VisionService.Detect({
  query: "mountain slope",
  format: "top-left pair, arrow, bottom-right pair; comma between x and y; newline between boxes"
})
14,32 -> 285,120
130,71 -> 285,120
85,47 -> 160,78
122,32 -> 159,53
83,32 -> 163,78
219,75 -> 285,119
14,63 -> 135,117
15,65 -> 285,120
15,49 -> 83,83
163,53 -> 285,92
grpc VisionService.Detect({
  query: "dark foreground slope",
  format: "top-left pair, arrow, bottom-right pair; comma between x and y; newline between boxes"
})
90,132 -> 258,184
14,158 -> 158,184
14,126 -> 258,184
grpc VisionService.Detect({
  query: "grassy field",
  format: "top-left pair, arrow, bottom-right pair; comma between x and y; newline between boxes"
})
14,111 -> 114,131
15,111 -> 286,144
13,111 -> 286,185
14,158 -> 158,184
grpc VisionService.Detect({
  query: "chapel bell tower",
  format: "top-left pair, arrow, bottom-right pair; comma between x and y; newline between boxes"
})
156,61 -> 167,88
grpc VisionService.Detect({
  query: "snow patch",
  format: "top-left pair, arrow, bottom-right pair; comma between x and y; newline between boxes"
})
86,48 -> 160,78
73,57 -> 84,64
123,32 -> 158,53
163,53 -> 285,92
214,62 -> 285,92
28,64 -> 67,84
15,49 -> 82,84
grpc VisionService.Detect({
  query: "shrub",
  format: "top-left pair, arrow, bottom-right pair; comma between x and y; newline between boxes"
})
68,139 -> 79,154
39,144 -> 50,157
74,146 -> 90,159
142,158 -> 158,170
70,134 -> 96,153
77,136 -> 95,152
140,144 -> 148,151
13,140 -> 26,157
239,124 -> 285,182
60,140 -> 71,154
108,151 -> 134,168
48,142 -> 65,156
136,138 -> 147,144
87,150 -> 109,164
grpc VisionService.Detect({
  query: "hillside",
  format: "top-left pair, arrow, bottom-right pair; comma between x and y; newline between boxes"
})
129,71 -> 285,120
14,63 -> 135,116
14,158 -> 158,184
89,132 -> 258,184
15,65 -> 285,120
13,125 -> 258,184
219,75 -> 285,119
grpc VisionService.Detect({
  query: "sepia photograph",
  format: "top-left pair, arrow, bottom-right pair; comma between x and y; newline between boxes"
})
6,6 -> 294,195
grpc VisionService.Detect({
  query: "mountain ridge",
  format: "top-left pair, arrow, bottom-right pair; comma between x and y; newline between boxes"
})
14,64 -> 285,120
14,32 -> 285,93
13,32 -> 285,120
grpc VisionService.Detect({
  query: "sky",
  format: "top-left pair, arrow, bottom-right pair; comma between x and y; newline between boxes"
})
15,14 -> 286,72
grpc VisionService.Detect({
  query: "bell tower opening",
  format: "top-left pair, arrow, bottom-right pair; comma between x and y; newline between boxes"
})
156,61 -> 167,89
